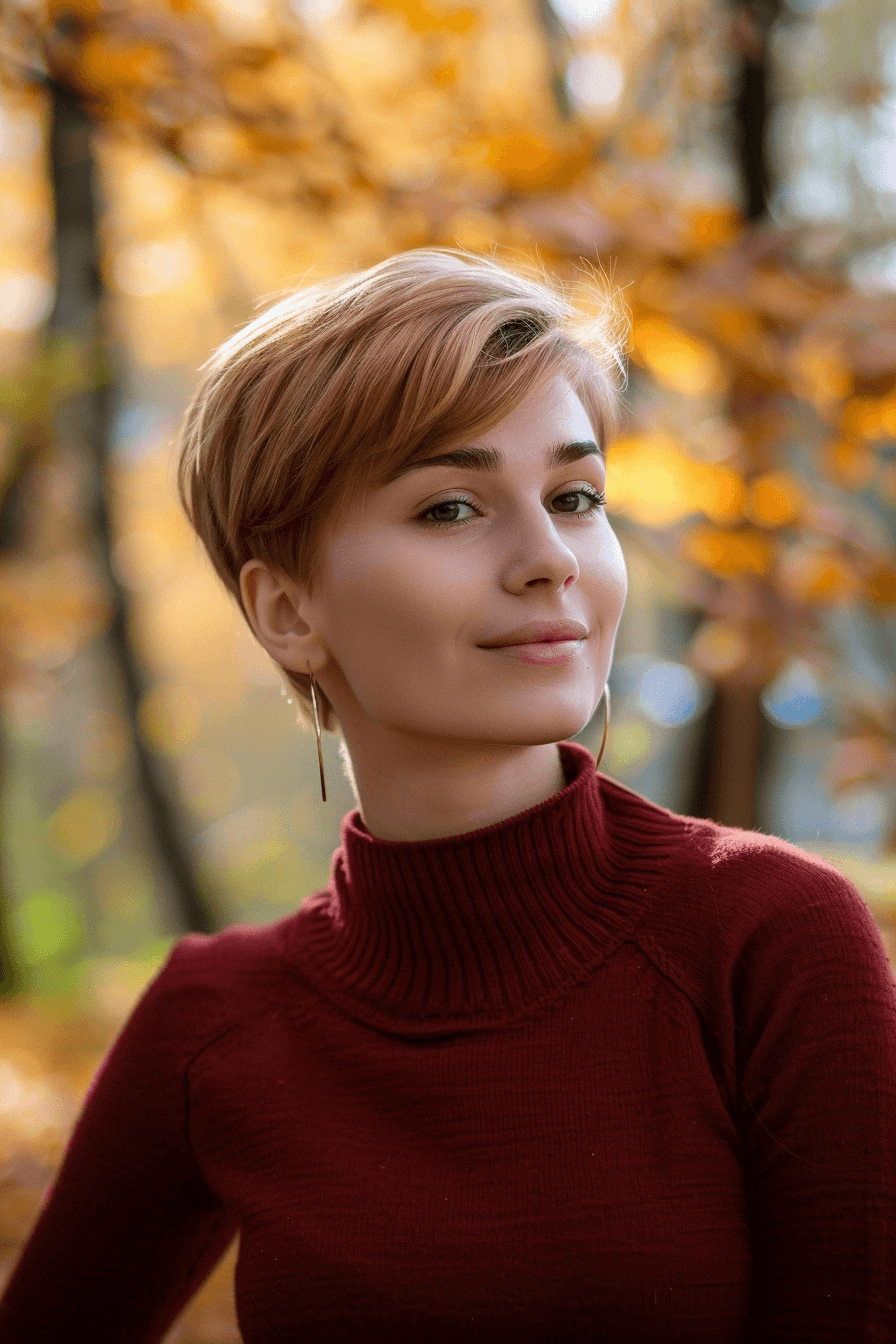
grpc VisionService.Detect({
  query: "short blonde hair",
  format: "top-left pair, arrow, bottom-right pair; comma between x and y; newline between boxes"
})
177,248 -> 625,729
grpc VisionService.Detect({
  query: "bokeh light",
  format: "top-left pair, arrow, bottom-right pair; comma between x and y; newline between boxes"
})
761,659 -> 826,728
551,0 -> 618,33
566,52 -> 625,114
637,661 -> 709,728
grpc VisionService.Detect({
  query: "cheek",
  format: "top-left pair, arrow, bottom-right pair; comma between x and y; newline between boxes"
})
609,537 -> 628,610
321,543 -> 479,667
582,527 -> 628,618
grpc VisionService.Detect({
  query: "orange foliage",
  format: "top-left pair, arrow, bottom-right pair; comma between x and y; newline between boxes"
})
778,544 -> 861,607
866,564 -> 896,608
789,337 -> 854,414
826,438 -> 877,489
376,0 -> 479,35
682,524 -> 774,579
743,472 -> 804,529
608,431 -> 743,527
631,316 -> 727,397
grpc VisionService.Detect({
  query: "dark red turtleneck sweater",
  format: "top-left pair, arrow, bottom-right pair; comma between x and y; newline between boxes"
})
1,742 -> 895,1342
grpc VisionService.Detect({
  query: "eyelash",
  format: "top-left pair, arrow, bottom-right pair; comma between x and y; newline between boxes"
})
417,486 -> 607,529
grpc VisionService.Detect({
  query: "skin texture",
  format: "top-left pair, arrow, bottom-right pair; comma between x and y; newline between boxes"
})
240,375 -> 628,841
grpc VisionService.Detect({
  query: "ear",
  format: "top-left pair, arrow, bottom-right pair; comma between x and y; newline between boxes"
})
239,560 -> 326,676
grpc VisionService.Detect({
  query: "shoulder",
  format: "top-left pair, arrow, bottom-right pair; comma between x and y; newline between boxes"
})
608,782 -> 891,1015
607,771 -> 874,936
599,771 -> 854,915
162,914 -> 297,988
680,815 -> 879,952
124,914 -> 301,1065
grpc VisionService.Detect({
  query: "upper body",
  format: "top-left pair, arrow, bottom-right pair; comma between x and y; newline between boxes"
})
3,251 -> 893,1341
1,741 -> 894,1342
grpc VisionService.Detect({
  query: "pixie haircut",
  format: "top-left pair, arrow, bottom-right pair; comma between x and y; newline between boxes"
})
177,248 -> 625,729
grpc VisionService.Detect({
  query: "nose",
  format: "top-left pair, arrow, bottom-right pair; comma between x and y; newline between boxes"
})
499,506 -> 580,595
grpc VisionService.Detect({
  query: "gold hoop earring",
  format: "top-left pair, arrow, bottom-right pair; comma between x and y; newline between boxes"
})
594,684 -> 611,771
307,666 -> 327,802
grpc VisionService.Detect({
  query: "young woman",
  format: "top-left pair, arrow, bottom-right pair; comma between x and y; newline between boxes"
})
1,250 -> 894,1342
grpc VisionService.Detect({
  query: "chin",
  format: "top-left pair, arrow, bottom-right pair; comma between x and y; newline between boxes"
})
475,702 -> 596,748
377,686 -> 599,747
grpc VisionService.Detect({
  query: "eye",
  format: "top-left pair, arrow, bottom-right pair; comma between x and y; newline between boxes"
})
417,496 -> 480,526
549,486 -> 606,515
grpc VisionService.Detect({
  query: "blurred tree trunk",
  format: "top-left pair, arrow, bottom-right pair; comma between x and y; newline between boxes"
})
687,681 -> 775,830
0,723 -> 22,996
686,0 -> 782,828
48,80 -> 216,936
0,432 -> 27,995
733,0 -> 782,224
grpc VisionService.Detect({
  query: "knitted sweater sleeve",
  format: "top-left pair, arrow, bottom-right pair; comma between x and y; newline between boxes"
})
723,852 -> 896,1340
0,937 -> 239,1343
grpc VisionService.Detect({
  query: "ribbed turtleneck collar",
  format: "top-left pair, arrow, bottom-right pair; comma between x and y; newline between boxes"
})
289,742 -> 681,1035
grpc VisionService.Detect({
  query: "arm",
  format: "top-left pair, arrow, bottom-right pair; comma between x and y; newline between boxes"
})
0,939 -> 238,1343
735,866 -> 896,1340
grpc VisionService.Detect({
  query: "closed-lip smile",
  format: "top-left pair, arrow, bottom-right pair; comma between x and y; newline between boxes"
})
478,619 -> 588,648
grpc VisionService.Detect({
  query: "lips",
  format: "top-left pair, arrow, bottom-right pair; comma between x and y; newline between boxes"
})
478,619 -> 588,648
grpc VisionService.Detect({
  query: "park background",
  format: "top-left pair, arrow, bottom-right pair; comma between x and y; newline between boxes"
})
1,0 -> 895,1337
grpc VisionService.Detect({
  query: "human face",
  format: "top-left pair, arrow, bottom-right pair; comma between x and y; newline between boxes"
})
310,375 -> 627,749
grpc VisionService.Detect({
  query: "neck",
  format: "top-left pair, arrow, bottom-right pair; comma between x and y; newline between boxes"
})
292,741 -> 674,1032
338,726 -> 567,842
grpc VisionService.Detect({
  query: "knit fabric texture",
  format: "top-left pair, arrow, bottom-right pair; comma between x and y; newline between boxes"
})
1,741 -> 895,1342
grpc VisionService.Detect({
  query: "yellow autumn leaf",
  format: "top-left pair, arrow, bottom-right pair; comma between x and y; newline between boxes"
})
789,338 -> 853,412
682,525 -> 774,578
78,34 -> 168,97
841,395 -> 896,441
744,472 -> 804,528
826,439 -> 876,490
688,619 -> 750,678
138,683 -> 203,756
631,317 -> 727,397
778,545 -> 860,605
700,465 -> 745,524
607,432 -> 743,527
481,132 -> 589,193
686,206 -> 740,253
45,0 -> 107,28
620,118 -> 670,161
705,303 -> 766,348
867,564 -> 896,607
373,0 -> 478,35
47,787 -> 122,867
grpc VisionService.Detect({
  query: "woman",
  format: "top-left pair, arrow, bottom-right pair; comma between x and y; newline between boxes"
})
1,250 -> 894,1342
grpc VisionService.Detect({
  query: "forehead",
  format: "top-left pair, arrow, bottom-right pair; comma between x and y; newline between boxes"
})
387,379 -> 599,485
473,378 -> 594,446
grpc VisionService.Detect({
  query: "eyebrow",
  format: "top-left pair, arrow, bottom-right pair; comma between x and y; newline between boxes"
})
390,439 -> 603,481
